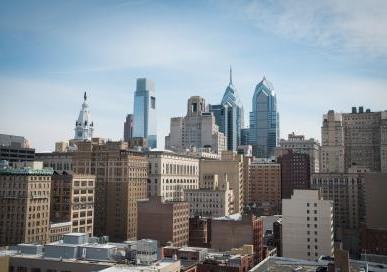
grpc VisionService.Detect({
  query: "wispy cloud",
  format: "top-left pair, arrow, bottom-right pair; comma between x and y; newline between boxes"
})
228,0 -> 387,56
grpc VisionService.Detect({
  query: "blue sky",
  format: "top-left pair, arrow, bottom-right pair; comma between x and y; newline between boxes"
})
1,0 -> 387,151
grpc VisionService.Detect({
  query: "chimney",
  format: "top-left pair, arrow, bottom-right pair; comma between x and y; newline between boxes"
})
352,107 -> 357,114
359,106 -> 364,113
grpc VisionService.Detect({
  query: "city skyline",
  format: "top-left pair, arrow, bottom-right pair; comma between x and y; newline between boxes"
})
1,1 -> 387,152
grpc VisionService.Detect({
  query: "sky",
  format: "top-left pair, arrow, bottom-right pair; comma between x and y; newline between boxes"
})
1,0 -> 387,152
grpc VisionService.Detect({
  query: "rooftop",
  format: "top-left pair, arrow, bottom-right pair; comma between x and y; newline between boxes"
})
213,213 -> 242,221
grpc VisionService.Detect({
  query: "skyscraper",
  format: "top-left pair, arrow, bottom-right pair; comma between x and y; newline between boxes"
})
123,114 -> 134,142
133,78 -> 157,148
209,67 -> 244,151
74,92 -> 94,140
249,77 -> 279,158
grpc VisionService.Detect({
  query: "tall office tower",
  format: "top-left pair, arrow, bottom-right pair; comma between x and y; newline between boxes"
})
282,190 -> 334,261
248,160 -> 281,215
137,196 -> 189,247
123,114 -> 134,142
211,214 -> 264,264
249,77 -> 279,158
74,92 -> 94,140
278,149 -> 310,199
147,150 -> 199,201
277,132 -> 320,173
165,96 -> 226,154
71,140 -> 148,241
240,128 -> 250,146
209,68 -> 244,151
321,107 -> 387,173
200,151 -> 244,213
0,134 -> 35,166
311,167 -> 366,256
51,171 -> 95,236
133,78 -> 157,148
0,162 -> 52,246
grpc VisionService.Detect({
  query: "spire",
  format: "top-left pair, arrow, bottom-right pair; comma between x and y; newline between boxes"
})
229,66 -> 233,85
84,91 -> 87,102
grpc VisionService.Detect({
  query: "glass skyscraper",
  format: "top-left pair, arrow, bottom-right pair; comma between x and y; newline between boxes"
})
249,76 -> 279,158
133,78 -> 157,148
209,67 -> 244,151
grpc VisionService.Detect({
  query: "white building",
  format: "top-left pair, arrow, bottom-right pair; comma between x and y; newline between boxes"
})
184,174 -> 234,217
147,150 -> 199,201
74,92 -> 94,140
282,190 -> 334,261
165,96 -> 226,154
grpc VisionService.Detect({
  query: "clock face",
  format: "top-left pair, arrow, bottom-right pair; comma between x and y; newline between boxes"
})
77,131 -> 83,137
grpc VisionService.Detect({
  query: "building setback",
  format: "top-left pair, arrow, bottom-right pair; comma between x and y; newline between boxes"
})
165,96 -> 226,154
0,162 -> 52,246
200,151 -> 244,213
51,171 -> 95,237
282,190 -> 334,261
137,196 -> 189,247
147,151 -> 199,201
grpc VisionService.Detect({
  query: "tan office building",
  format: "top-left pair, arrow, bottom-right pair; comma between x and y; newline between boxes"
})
248,160 -> 281,215
71,139 -> 148,241
0,162 -> 52,246
51,171 -> 95,236
200,151 -> 244,213
137,196 -> 189,247
147,151 -> 199,201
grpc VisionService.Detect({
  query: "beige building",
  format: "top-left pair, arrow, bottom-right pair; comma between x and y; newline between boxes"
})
310,167 -> 366,255
282,190 -> 334,261
36,151 -> 73,171
71,139 -> 148,242
248,160 -> 281,215
200,151 -> 244,213
321,110 -> 345,173
321,107 -> 387,173
48,221 -> 72,242
277,132 -> 320,173
51,171 -> 95,236
137,196 -> 189,247
165,96 -> 227,154
184,174 -> 234,217
147,150 -> 199,201
0,162 -> 52,246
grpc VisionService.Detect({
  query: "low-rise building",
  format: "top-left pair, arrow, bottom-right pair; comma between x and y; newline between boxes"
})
211,214 -> 263,263
137,197 -> 189,247
197,252 -> 254,272
188,216 -> 211,248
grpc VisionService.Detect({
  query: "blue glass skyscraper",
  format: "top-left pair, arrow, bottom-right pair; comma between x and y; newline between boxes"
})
249,76 -> 279,158
133,78 -> 157,148
209,67 -> 244,151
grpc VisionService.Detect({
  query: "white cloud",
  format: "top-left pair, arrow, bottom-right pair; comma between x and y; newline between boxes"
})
230,0 -> 387,56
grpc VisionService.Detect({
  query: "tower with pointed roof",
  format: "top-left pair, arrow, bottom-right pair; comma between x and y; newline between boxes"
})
209,67 -> 244,151
74,92 -> 94,140
249,76 -> 279,158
